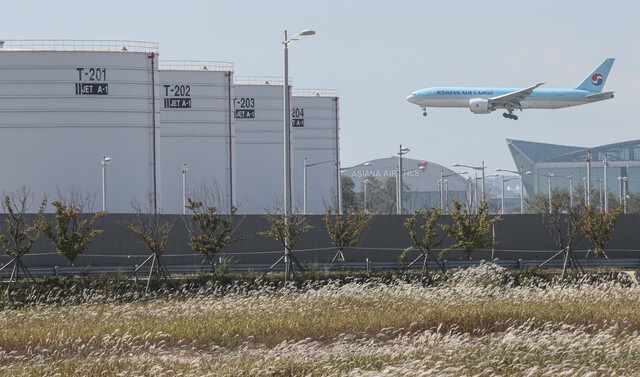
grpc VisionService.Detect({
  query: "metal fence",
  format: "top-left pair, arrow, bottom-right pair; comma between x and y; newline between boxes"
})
10,258 -> 640,278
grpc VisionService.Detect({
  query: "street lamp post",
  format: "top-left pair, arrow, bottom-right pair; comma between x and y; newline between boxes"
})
363,179 -> 370,212
453,161 -> 486,200
281,29 -> 315,281
444,180 -> 449,208
397,145 -> 410,215
618,176 -> 628,213
567,173 -> 574,208
500,176 -> 520,214
303,157 -> 334,214
526,170 -> 554,212
283,29 -> 315,219
586,150 -> 592,206
181,163 -> 188,215
101,156 -> 113,212
603,155 -> 609,213
338,161 -> 372,214
465,177 -> 472,208
496,166 -> 525,214
440,170 -> 467,210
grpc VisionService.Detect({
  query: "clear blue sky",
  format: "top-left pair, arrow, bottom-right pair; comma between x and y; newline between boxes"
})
3,0 -> 639,173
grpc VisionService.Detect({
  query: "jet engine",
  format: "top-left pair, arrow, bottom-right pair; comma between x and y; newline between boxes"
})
469,98 -> 491,114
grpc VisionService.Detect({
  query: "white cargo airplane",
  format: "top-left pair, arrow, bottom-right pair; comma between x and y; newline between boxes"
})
406,58 -> 615,120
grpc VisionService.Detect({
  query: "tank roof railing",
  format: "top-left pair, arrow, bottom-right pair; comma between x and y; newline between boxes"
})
233,76 -> 292,86
0,40 -> 159,53
293,89 -> 339,98
159,60 -> 233,72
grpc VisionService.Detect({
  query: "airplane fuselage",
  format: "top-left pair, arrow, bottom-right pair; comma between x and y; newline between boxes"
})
407,87 -> 614,110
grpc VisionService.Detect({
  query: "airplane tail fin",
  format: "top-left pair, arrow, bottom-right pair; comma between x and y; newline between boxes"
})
575,58 -> 615,92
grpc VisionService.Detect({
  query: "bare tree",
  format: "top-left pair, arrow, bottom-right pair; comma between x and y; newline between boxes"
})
0,187 -> 47,291
538,190 -> 584,279
127,197 -> 177,293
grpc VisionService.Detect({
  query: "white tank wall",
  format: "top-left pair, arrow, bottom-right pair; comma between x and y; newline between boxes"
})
291,95 -> 340,214
0,50 -> 160,213
234,83 -> 285,213
159,67 -> 234,214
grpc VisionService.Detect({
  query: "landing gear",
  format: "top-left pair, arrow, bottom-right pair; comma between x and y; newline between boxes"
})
422,108 -> 427,117
503,112 -> 518,120
423,112 -> 427,117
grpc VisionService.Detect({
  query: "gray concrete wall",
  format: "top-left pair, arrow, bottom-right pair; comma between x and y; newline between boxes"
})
2,214 -> 639,267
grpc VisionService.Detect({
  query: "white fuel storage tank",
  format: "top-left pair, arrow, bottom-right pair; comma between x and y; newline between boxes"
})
0,40 -> 161,213
291,89 -> 340,214
159,61 -> 235,214
233,77 -> 288,214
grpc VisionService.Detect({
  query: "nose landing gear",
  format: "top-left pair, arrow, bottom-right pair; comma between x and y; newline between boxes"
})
422,107 -> 427,117
503,112 -> 518,120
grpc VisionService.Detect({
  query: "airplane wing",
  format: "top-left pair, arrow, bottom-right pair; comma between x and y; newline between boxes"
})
489,82 -> 545,109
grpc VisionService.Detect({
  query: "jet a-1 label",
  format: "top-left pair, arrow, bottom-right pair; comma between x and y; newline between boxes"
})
75,83 -> 108,95
235,109 -> 255,118
164,98 -> 192,109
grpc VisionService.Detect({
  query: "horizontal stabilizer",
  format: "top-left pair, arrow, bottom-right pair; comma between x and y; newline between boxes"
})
585,91 -> 615,99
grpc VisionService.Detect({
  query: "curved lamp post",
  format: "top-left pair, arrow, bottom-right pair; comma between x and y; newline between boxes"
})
453,161 -> 486,199
283,29 -> 315,217
496,166 -> 525,214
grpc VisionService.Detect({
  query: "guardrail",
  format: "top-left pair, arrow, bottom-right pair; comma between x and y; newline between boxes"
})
7,258 -> 640,278
159,60 -> 234,72
0,40 -> 159,53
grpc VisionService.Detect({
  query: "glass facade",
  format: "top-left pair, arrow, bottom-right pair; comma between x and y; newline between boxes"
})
507,139 -> 640,200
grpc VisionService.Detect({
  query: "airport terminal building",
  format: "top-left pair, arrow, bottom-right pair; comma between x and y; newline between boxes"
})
507,139 -> 640,199
342,157 -> 468,213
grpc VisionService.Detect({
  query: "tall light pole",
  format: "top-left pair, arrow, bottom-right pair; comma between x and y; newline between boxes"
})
526,170 -> 554,212
465,177 -> 472,208
181,163 -> 188,215
586,150 -> 592,206
618,176 -> 628,213
603,155 -> 609,213
567,173 -> 574,208
283,29 -> 315,218
397,145 -> 410,215
453,161 -> 486,200
363,179 -> 370,213
101,156 -> 113,212
499,176 -> 520,214
303,157 -> 334,214
338,161 -> 372,214
440,170 -> 467,210
496,166 -> 525,214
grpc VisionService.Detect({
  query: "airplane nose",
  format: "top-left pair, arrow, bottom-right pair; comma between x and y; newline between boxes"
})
406,94 -> 416,104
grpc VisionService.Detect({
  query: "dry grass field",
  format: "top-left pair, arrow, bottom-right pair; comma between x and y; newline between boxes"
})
0,264 -> 639,376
